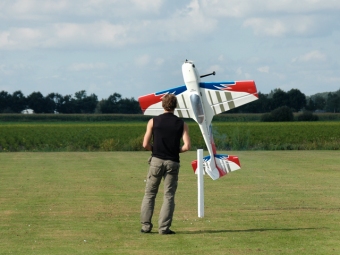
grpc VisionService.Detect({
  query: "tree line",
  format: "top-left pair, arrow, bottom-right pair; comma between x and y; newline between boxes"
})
0,88 -> 339,114
0,90 -> 140,114
230,88 -> 340,114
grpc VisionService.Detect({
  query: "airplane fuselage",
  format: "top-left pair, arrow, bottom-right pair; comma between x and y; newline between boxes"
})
182,61 -> 221,180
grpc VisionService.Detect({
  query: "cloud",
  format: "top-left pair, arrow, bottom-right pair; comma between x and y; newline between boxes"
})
200,0 -> 340,17
1,1 -> 217,50
145,0 -> 217,42
10,0 -> 68,13
243,15 -> 323,37
201,0 -> 340,37
155,58 -> 164,66
0,21 -> 131,50
200,0 -> 252,18
0,64 -> 13,76
135,54 -> 151,67
2,0 -> 164,21
292,50 -> 327,63
235,67 -> 252,79
262,0 -> 340,14
130,0 -> 163,12
50,21 -> 130,48
244,18 -> 287,37
0,27 -> 42,49
258,66 -> 270,73
206,64 -> 224,74
68,62 -> 108,72
1,0 -> 69,21
134,55 -> 165,71
4,0 -> 337,51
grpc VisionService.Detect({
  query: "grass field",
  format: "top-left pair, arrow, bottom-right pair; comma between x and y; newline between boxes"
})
1,151 -> 339,254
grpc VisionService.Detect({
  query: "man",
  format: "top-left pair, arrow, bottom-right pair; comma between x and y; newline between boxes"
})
140,93 -> 191,235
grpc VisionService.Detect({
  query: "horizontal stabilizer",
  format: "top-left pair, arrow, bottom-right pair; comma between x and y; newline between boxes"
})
191,154 -> 241,180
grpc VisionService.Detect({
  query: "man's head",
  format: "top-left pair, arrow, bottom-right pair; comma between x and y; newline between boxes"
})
162,94 -> 177,112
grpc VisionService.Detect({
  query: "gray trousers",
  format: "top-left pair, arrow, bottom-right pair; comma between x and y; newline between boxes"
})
140,157 -> 180,234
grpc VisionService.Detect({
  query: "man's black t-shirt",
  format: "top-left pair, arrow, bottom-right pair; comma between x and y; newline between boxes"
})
152,113 -> 184,163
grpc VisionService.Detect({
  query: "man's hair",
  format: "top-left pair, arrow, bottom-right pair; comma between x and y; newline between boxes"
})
162,94 -> 177,111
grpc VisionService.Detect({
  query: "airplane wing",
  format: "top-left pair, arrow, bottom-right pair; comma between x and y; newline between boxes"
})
200,80 -> 258,120
138,85 -> 195,118
138,80 -> 258,120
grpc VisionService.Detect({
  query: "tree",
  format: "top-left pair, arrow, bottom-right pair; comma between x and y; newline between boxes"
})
305,98 -> 316,111
305,94 -> 327,112
251,92 -> 273,113
80,93 -> 98,113
59,95 -> 76,113
27,92 -> 48,113
46,93 -> 63,113
97,93 -> 141,114
314,95 -> 326,111
287,89 -> 306,112
74,90 -> 87,101
74,90 -> 87,113
99,93 -> 122,113
271,89 -> 288,109
325,93 -> 340,113
116,98 -> 141,114
0,91 -> 12,113
11,91 -> 27,113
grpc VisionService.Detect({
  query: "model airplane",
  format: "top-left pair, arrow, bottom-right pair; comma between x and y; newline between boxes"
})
138,60 -> 258,180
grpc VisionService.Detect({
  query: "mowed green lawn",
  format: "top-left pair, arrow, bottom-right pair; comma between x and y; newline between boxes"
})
1,151 -> 339,255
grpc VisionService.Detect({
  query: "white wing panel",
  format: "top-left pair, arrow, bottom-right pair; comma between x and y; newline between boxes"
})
143,101 -> 164,116
233,94 -> 258,108
175,92 -> 195,119
201,89 -> 258,115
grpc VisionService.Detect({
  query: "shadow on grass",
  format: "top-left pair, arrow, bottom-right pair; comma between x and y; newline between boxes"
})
180,227 -> 322,234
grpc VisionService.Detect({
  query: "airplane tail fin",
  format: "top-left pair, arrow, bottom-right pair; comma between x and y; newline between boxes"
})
191,154 -> 241,180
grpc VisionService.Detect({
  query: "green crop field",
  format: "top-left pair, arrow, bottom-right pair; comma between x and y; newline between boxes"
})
1,113 -> 340,122
1,151 -> 339,254
1,122 -> 340,152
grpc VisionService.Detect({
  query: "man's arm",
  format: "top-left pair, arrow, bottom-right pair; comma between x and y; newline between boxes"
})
142,119 -> 153,151
180,123 -> 191,153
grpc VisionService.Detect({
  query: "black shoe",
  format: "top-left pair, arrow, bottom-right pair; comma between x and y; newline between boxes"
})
160,230 -> 176,235
140,229 -> 151,233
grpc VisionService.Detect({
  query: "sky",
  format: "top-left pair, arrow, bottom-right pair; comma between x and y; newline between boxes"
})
1,0 -> 340,100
